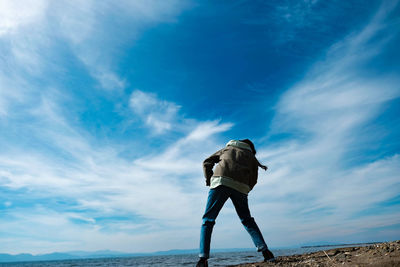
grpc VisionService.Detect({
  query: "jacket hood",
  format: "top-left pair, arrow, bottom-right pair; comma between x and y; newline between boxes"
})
226,140 -> 252,152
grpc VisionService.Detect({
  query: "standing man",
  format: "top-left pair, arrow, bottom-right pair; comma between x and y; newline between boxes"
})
196,139 -> 274,267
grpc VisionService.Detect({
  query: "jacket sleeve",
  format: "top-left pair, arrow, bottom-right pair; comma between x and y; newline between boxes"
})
202,149 -> 223,186
256,158 -> 264,168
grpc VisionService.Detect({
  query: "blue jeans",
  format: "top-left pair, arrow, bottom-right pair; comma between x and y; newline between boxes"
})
199,185 -> 268,258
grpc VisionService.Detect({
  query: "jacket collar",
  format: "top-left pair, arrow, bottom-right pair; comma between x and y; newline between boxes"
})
226,140 -> 252,152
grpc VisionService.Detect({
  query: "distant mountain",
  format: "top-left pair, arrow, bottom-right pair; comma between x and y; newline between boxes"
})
0,248 -> 253,263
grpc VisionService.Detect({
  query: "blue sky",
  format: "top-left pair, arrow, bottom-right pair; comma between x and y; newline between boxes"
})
0,0 -> 399,254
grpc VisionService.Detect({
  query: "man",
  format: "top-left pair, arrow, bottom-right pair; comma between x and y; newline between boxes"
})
196,139 -> 274,267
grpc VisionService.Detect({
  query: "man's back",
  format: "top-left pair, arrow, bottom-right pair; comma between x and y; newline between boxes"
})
203,140 -> 259,193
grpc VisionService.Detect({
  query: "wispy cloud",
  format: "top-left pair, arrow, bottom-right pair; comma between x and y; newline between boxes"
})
52,0 -> 190,91
1,0 -> 222,254
0,0 -> 47,36
0,92 -> 232,253
0,0 -> 189,91
246,0 -> 400,246
134,120 -> 233,173
1,44 -> 233,253
129,90 -> 181,134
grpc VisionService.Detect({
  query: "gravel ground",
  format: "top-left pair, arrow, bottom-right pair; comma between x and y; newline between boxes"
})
231,240 -> 400,267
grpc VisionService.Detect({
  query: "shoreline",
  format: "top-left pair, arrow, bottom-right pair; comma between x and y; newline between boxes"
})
300,242 -> 380,248
231,240 -> 400,267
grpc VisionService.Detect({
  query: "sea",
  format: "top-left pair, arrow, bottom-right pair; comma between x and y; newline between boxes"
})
0,245 -> 371,267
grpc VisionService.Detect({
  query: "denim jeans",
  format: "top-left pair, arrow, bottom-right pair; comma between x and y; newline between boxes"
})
199,185 -> 268,259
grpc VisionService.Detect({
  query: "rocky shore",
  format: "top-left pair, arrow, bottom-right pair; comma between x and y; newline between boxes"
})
232,241 -> 400,267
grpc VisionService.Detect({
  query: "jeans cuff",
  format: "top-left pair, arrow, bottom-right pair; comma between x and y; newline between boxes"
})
199,253 -> 209,259
257,245 -> 268,252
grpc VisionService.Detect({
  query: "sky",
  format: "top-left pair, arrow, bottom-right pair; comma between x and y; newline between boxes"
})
0,0 -> 399,255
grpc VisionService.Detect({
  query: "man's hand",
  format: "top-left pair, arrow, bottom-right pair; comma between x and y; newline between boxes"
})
260,165 -> 268,171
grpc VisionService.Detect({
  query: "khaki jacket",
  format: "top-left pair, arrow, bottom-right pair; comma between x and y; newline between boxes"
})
203,140 -> 259,194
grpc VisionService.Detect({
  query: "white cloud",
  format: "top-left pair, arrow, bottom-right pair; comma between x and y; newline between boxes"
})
0,0 -> 52,76
0,84 -> 234,253
1,204 -> 200,254
128,91 -> 233,137
0,0 -> 235,246
271,0 -> 400,141
95,71 -> 126,91
53,0 -> 95,45
185,121 -> 233,141
0,129 -> 229,253
0,120 -> 229,252
51,0 -> 126,91
0,0 -> 47,36
129,90 -> 181,134
134,120 -> 233,173
0,77 -> 22,117
51,0 -> 189,90
0,0 -> 189,91
245,0 -> 400,246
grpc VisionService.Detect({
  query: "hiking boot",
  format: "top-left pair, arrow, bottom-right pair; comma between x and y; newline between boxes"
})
196,257 -> 208,267
262,248 -> 275,262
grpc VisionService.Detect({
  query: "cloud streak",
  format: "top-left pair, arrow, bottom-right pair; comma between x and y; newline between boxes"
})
0,91 -> 232,253
245,0 -> 400,246
0,0 -> 218,254
129,90 -> 181,134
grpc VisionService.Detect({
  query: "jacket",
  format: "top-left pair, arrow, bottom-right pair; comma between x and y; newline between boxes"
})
202,140 -> 259,194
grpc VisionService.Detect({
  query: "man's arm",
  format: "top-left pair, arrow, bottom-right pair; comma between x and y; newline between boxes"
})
249,158 -> 267,190
256,158 -> 268,171
202,149 -> 223,186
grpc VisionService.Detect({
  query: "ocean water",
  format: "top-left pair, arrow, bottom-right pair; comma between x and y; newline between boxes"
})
0,245 -> 366,267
